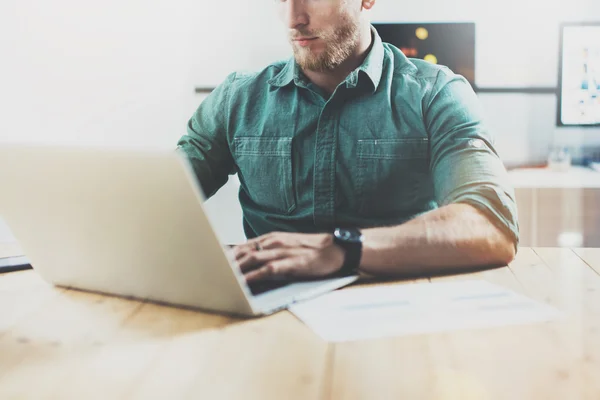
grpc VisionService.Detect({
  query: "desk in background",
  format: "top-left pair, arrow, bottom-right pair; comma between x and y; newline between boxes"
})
508,166 -> 600,247
1,244 -> 600,399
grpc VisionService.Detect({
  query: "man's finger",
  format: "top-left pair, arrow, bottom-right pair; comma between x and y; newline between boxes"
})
233,232 -> 294,260
237,248 -> 290,272
233,239 -> 263,261
259,234 -> 293,250
244,258 -> 298,283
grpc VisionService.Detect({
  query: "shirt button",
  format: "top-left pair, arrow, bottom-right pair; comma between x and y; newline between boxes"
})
468,139 -> 485,149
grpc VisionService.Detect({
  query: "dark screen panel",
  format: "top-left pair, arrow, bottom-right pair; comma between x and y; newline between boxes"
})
374,23 -> 476,87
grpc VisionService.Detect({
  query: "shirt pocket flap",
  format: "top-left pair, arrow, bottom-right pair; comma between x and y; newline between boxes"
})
233,137 -> 292,157
357,138 -> 429,160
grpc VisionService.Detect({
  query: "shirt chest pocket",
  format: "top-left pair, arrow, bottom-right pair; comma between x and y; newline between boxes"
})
233,137 -> 296,214
356,138 -> 430,216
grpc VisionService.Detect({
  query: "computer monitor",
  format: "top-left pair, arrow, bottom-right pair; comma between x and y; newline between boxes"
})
374,22 -> 476,88
557,22 -> 600,127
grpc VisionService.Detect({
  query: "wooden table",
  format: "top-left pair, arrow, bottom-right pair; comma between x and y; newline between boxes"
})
1,243 -> 600,400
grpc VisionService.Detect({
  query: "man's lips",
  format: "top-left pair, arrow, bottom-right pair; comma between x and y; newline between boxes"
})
292,37 -> 318,47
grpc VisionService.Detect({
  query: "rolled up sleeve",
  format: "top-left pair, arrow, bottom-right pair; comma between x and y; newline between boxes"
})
424,69 -> 520,248
176,73 -> 236,199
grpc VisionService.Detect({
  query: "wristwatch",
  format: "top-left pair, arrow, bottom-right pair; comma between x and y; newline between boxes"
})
333,228 -> 364,275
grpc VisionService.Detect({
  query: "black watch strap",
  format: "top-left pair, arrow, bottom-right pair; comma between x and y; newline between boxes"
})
333,228 -> 363,275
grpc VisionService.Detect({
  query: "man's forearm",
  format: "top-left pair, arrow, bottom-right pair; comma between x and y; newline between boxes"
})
359,203 -> 516,276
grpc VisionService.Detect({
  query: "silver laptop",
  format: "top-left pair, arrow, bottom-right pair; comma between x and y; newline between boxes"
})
0,145 -> 358,317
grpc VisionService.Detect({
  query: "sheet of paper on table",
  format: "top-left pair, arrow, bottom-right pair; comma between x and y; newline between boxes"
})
289,280 -> 562,342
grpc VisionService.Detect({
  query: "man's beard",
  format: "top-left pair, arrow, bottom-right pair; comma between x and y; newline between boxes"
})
290,13 -> 360,72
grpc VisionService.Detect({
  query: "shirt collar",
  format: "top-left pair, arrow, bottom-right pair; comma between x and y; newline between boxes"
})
267,57 -> 298,88
355,26 -> 385,93
268,25 -> 385,93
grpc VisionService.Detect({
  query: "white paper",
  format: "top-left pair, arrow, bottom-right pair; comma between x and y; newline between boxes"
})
289,280 -> 562,342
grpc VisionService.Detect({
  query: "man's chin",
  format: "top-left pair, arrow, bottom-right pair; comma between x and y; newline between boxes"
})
294,52 -> 330,72
298,59 -> 337,73
296,59 -> 324,72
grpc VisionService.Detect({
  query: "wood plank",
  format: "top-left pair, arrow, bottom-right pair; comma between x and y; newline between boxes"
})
0,269 -> 48,292
331,330 -> 440,400
332,272 -> 524,400
532,248 -> 600,316
424,265 -> 557,400
0,271 -> 65,336
429,265 -> 522,291
331,276 -> 538,400
422,250 -> 598,400
2,249 -> 600,399
330,278 -> 443,400
127,311 -> 328,400
431,262 -> 585,400
510,247 -> 600,399
330,251 -> 600,400
0,287 -> 145,398
506,248 -> 563,308
572,248 -> 600,277
44,302 -> 326,400
0,269 -> 327,399
47,302 -> 235,400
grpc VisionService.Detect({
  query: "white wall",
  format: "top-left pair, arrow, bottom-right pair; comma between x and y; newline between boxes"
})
2,0 -> 599,146
0,0 -> 205,148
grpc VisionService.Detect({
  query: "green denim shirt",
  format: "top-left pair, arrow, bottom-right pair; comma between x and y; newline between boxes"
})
178,28 -> 519,245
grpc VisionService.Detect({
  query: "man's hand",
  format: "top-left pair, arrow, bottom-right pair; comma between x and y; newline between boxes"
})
233,232 -> 345,283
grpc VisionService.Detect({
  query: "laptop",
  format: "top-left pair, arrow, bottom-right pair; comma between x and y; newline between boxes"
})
0,145 -> 358,317
0,255 -> 32,273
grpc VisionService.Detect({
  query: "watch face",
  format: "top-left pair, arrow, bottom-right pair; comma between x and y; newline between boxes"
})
335,228 -> 363,243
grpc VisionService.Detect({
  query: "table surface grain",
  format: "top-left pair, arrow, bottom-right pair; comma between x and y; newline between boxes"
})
1,243 -> 600,400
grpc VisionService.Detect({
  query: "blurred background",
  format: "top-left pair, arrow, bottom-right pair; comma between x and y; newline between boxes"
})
1,0 -> 599,247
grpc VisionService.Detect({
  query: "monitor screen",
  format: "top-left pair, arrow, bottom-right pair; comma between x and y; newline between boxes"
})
373,23 -> 476,87
557,23 -> 600,127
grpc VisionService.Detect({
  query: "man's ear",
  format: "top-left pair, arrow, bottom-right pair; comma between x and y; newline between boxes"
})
362,0 -> 375,10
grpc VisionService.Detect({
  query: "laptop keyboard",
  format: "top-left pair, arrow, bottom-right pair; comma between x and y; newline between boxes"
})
248,278 -> 291,296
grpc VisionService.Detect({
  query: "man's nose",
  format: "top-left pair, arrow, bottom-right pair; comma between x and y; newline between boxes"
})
284,0 -> 309,30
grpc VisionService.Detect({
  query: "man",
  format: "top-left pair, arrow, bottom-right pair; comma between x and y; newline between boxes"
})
177,0 -> 519,283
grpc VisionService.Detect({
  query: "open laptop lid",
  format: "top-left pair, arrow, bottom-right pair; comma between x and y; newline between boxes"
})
0,145 -> 257,316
